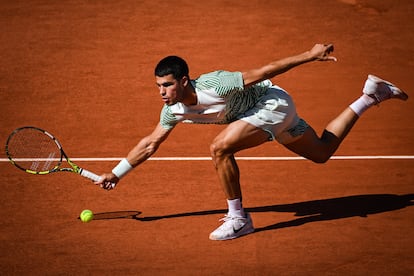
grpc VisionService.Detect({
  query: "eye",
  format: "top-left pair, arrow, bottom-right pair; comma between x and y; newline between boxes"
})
162,82 -> 173,87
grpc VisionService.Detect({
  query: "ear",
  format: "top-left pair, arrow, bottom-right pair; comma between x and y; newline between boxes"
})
180,76 -> 189,87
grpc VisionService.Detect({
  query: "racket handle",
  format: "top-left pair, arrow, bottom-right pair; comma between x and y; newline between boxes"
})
80,169 -> 116,189
80,169 -> 101,182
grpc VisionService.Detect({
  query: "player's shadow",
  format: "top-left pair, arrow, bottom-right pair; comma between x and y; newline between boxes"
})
133,193 -> 414,233
249,193 -> 414,233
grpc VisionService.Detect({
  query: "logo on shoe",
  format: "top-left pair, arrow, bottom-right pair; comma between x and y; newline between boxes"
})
233,224 -> 246,234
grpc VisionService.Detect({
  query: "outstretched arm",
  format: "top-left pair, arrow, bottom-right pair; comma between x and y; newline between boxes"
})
97,123 -> 172,189
242,43 -> 337,87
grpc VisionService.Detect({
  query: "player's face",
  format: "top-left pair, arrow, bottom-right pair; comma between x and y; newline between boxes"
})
156,74 -> 186,105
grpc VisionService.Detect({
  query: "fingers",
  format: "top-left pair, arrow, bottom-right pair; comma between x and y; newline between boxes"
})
101,181 -> 117,190
315,43 -> 337,62
94,174 -> 118,190
327,55 -> 338,62
325,43 -> 334,53
324,44 -> 337,61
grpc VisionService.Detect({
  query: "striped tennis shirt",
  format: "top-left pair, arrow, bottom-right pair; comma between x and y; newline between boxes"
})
160,70 -> 273,129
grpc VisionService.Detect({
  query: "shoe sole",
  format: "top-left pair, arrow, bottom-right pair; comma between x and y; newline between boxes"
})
209,227 -> 255,241
365,74 -> 408,101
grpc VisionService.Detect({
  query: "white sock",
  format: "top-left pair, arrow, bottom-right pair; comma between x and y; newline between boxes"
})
227,198 -> 245,218
349,94 -> 376,116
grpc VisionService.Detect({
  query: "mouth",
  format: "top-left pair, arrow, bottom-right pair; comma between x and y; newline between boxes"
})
162,97 -> 177,105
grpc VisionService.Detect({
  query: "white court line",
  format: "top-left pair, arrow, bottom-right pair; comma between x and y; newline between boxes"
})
0,155 -> 413,162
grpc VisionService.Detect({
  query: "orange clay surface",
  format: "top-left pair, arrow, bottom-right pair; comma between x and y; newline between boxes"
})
0,0 -> 413,275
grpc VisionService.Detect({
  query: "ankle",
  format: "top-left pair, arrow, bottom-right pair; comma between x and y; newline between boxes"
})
349,94 -> 375,116
227,198 -> 245,217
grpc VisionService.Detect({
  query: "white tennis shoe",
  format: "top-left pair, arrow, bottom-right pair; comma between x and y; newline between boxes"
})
209,213 -> 254,241
363,74 -> 408,104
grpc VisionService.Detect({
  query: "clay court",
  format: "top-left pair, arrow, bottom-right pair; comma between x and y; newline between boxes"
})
1,0 -> 413,275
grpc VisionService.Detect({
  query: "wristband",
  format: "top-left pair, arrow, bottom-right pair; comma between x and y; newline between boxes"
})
112,158 -> 133,179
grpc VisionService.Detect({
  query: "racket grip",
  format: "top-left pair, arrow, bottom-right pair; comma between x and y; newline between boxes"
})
80,169 -> 116,189
80,169 -> 101,182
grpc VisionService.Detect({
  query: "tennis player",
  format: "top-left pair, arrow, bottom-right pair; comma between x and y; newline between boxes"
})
97,43 -> 408,240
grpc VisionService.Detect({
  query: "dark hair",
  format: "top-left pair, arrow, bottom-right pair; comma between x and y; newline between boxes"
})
154,56 -> 189,80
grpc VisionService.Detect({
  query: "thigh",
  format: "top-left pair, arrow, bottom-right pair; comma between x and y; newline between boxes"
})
239,86 -> 297,142
213,120 -> 270,153
283,126 -> 329,163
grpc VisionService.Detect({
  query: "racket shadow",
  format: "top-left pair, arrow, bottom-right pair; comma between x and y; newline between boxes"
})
136,209 -> 227,221
79,211 -> 142,221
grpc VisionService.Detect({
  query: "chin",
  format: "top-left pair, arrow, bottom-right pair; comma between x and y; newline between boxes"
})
167,100 -> 178,105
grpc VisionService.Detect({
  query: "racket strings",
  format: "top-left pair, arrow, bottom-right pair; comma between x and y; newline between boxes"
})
7,128 -> 62,172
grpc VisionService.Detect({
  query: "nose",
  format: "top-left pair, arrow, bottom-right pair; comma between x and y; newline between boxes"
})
159,86 -> 166,96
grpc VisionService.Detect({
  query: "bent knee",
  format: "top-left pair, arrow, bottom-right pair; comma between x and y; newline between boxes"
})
309,155 -> 331,164
210,139 -> 233,159
210,141 -> 223,158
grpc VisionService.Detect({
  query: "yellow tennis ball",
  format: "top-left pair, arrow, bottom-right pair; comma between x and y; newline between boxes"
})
80,209 -> 94,223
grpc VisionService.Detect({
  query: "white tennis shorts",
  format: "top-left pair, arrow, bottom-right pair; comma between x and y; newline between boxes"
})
239,85 -> 308,144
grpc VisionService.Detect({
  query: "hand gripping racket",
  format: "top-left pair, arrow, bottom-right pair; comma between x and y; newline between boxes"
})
5,126 -> 103,183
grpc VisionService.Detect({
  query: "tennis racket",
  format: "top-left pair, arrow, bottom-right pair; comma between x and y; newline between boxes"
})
5,126 -> 104,183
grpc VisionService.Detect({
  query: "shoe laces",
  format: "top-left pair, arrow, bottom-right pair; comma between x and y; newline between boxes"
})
219,214 -> 246,222
219,214 -> 232,223
218,214 -> 247,230
375,83 -> 394,102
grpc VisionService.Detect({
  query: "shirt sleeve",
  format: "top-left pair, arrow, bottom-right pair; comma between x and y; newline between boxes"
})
196,71 -> 244,97
159,104 -> 178,130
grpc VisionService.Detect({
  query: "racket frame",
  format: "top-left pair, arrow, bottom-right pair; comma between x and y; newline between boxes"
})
5,126 -> 102,182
